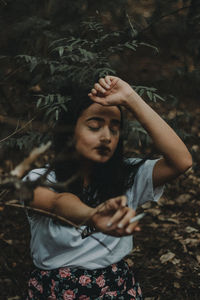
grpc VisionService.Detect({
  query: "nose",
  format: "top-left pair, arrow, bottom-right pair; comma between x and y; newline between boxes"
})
100,127 -> 111,144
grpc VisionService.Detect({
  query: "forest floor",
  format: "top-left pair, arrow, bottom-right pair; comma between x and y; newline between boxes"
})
0,104 -> 199,300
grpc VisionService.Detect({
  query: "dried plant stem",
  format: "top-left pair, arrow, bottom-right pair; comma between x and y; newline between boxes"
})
4,201 -> 80,228
11,141 -> 52,178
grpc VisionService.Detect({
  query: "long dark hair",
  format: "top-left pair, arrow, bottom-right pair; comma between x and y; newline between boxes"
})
53,91 -> 144,207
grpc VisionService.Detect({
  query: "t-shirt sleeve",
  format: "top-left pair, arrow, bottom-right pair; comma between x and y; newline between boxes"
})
23,168 -> 56,184
22,168 -> 56,222
126,159 -> 164,210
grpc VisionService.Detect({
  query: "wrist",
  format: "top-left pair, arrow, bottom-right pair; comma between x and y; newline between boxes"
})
87,208 -> 97,227
81,208 -> 98,238
123,90 -> 143,111
122,90 -> 137,108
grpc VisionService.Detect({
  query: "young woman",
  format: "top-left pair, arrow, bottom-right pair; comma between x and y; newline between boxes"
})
25,76 -> 192,299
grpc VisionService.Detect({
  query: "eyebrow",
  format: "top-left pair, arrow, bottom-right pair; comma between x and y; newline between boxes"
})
86,117 -> 121,125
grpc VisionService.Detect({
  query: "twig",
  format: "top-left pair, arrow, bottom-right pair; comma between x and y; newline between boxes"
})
0,117 -> 35,144
11,141 -> 52,178
140,4 -> 199,34
4,201 -> 112,251
4,202 -> 79,228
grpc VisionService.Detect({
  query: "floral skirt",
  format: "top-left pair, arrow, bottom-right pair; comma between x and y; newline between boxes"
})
26,260 -> 143,300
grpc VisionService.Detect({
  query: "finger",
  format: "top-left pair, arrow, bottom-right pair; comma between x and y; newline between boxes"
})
91,88 -> 97,95
105,198 -> 119,211
88,94 -> 109,106
99,78 -> 111,90
106,207 -> 127,227
125,222 -> 140,234
104,196 -> 123,211
117,209 -> 135,229
105,76 -> 112,85
96,197 -> 121,214
109,195 -> 127,207
94,83 -> 106,94
109,77 -> 119,89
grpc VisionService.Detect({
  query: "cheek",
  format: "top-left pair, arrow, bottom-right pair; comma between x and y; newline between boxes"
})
112,135 -> 120,150
75,131 -> 97,153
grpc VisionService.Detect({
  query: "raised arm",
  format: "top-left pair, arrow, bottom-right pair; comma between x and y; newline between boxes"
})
88,76 -> 192,187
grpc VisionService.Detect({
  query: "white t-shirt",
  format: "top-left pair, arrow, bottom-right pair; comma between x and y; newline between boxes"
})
24,158 -> 163,270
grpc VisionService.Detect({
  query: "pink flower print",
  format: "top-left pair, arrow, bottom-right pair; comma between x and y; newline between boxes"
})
118,277 -> 124,286
36,284 -> 43,293
63,289 -> 75,300
128,288 -> 136,297
96,275 -> 105,287
50,279 -> 56,299
29,277 -> 38,287
137,285 -> 142,295
111,264 -> 117,272
100,286 -> 109,295
79,275 -> 91,286
106,291 -> 117,297
59,268 -> 71,278
28,289 -> 33,298
41,270 -> 49,276
78,296 -> 90,300
29,277 -> 43,293
132,276 -> 135,285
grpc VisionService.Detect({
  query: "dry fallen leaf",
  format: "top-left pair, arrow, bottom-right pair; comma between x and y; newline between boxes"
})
171,258 -> 181,265
185,226 -> 198,233
175,194 -> 191,204
173,282 -> 180,288
147,208 -> 161,216
196,255 -> 200,263
160,251 -> 175,264
184,238 -> 199,247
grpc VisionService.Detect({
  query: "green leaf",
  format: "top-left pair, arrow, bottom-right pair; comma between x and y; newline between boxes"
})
124,42 -> 136,51
58,47 -> 64,57
36,98 -> 42,108
138,89 -> 144,96
55,109 -> 59,121
147,90 -> 153,101
139,42 -> 159,53
155,94 -> 165,101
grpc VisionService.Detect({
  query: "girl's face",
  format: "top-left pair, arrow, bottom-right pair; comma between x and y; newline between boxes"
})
74,103 -> 121,164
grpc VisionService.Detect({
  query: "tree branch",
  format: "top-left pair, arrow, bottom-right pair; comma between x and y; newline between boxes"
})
10,141 -> 51,178
139,4 -> 200,34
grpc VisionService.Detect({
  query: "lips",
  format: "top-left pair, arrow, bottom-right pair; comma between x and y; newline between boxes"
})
95,146 -> 111,155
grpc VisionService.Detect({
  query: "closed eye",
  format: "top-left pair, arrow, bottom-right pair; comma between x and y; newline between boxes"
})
87,120 -> 101,131
88,126 -> 100,131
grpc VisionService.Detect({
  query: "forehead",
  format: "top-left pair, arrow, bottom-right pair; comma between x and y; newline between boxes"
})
79,103 -> 121,121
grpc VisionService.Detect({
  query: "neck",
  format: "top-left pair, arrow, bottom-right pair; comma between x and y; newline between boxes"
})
79,159 -> 94,187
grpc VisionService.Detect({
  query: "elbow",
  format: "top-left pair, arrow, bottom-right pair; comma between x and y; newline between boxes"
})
178,153 -> 193,174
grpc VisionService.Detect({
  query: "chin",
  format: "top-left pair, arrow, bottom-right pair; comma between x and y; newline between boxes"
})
96,156 -> 111,163
89,155 -> 111,164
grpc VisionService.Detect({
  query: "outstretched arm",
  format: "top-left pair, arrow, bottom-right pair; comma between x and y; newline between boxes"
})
88,76 -> 192,187
30,187 -> 140,236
